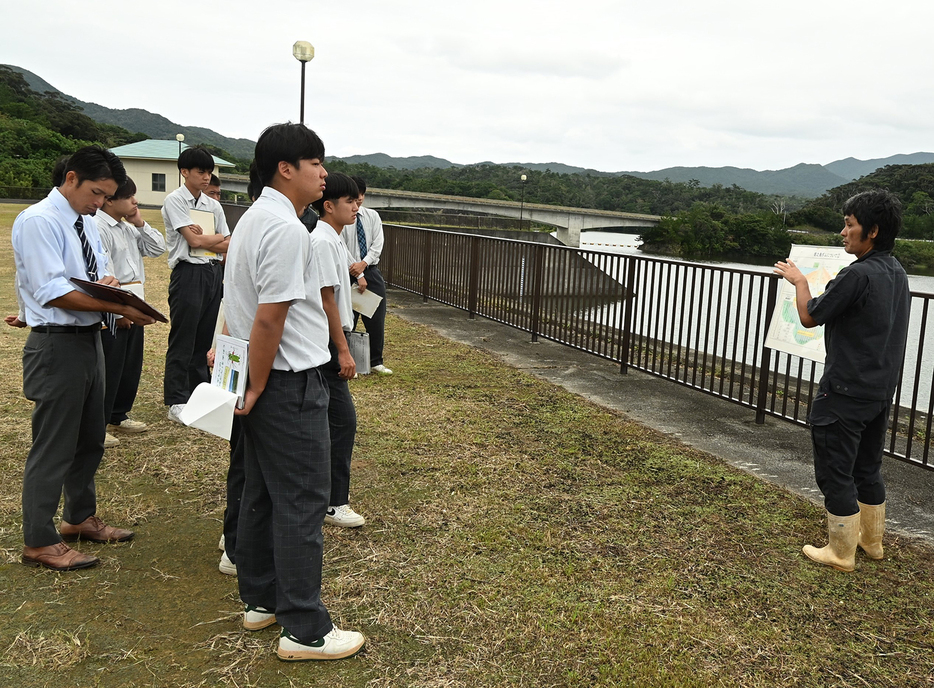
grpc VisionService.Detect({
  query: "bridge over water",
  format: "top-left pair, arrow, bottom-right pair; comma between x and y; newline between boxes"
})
218,174 -> 660,247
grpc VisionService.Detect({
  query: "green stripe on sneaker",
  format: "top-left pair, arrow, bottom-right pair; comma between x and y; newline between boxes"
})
280,628 -> 325,647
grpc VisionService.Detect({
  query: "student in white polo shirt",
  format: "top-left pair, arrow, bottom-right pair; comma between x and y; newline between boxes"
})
161,146 -> 230,423
96,176 -> 166,447
224,123 -> 365,662
310,172 -> 367,529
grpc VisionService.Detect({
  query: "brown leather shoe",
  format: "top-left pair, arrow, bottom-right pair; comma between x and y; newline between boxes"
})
22,542 -> 99,571
60,515 -> 134,543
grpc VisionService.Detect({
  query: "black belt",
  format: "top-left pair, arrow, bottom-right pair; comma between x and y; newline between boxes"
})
32,324 -> 101,334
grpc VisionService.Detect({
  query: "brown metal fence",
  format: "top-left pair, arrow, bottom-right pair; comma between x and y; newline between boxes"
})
382,224 -> 934,471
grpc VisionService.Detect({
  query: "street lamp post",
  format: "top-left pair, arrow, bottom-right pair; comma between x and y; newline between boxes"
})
292,41 -> 315,124
175,133 -> 185,188
519,174 -> 528,228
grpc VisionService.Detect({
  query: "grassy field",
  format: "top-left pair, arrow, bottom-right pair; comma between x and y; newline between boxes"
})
0,203 -> 933,687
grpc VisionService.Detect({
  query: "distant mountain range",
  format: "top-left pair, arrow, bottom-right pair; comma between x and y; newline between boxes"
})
337,153 -> 934,198
8,64 -> 934,198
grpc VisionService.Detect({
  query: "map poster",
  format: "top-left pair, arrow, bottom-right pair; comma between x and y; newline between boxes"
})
765,244 -> 855,363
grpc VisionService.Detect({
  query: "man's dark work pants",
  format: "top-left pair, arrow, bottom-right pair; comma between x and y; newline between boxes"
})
809,387 -> 889,517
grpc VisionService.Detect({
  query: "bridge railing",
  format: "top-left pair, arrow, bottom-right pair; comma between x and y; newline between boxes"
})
382,224 -> 934,471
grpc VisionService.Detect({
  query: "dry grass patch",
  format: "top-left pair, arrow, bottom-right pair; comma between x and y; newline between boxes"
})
2,627 -> 91,669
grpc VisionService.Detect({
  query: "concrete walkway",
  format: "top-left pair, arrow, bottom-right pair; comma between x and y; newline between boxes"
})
389,289 -> 934,546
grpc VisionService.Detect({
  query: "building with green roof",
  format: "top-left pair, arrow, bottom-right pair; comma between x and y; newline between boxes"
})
108,140 -> 234,205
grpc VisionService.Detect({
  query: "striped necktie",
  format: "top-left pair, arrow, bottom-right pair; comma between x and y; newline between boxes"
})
356,216 -> 368,260
74,217 -> 116,335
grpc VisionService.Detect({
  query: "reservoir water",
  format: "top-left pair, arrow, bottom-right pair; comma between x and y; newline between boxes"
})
574,231 -> 934,412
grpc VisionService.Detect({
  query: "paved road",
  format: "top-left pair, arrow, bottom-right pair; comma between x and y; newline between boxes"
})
389,289 -> 934,546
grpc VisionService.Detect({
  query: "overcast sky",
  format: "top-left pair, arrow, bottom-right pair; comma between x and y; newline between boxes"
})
3,0 -> 932,173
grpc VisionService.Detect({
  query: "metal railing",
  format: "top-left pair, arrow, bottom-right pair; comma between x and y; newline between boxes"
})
0,186 -> 50,201
382,224 -> 934,471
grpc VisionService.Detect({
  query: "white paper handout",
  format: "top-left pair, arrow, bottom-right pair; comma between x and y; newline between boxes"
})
212,334 -> 248,408
351,286 -> 383,319
189,209 -> 217,258
178,383 -> 237,440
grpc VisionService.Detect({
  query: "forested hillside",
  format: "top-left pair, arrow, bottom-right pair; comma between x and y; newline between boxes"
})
793,163 -> 934,239
0,66 -> 248,189
0,66 -> 148,187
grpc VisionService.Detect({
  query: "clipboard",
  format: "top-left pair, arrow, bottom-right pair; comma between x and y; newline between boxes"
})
189,209 -> 217,258
70,278 -> 168,323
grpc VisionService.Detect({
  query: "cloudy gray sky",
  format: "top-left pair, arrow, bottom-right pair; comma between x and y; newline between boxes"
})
3,0 -> 932,172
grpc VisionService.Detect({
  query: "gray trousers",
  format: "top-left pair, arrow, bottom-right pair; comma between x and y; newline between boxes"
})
22,329 -> 106,547
237,368 -> 333,643
320,336 -> 357,507
354,265 -> 386,367
101,323 -> 144,424
164,261 -> 222,405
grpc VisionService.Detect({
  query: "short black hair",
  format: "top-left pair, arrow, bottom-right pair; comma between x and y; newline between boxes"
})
112,176 -> 137,200
177,145 -> 215,173
52,155 -> 69,186
253,123 -> 325,188
350,175 -> 367,195
842,189 -> 903,252
247,161 -> 261,201
209,174 -> 220,187
311,172 -> 359,215
65,145 -> 127,186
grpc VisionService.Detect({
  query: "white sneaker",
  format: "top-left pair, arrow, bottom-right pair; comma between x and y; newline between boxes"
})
104,433 -> 120,448
108,418 -> 148,433
324,504 -> 365,528
218,533 -> 225,551
167,404 -> 186,424
371,364 -> 393,375
277,626 -> 365,661
243,604 -> 276,631
219,551 -> 237,576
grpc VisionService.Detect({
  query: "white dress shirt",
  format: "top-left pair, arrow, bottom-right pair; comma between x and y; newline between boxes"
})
96,213 -> 166,299
12,188 -> 114,327
341,205 -> 384,267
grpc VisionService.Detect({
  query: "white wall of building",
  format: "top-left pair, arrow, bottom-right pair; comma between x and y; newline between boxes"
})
122,159 -> 182,206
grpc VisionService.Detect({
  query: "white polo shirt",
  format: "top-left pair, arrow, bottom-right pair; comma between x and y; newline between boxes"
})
161,184 -> 230,269
224,186 -> 330,372
311,220 -> 354,331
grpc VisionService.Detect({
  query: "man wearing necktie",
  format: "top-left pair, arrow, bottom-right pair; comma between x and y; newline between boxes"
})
342,176 -> 392,374
11,146 -> 157,571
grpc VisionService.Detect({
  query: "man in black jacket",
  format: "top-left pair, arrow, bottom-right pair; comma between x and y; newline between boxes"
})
774,189 -> 910,572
